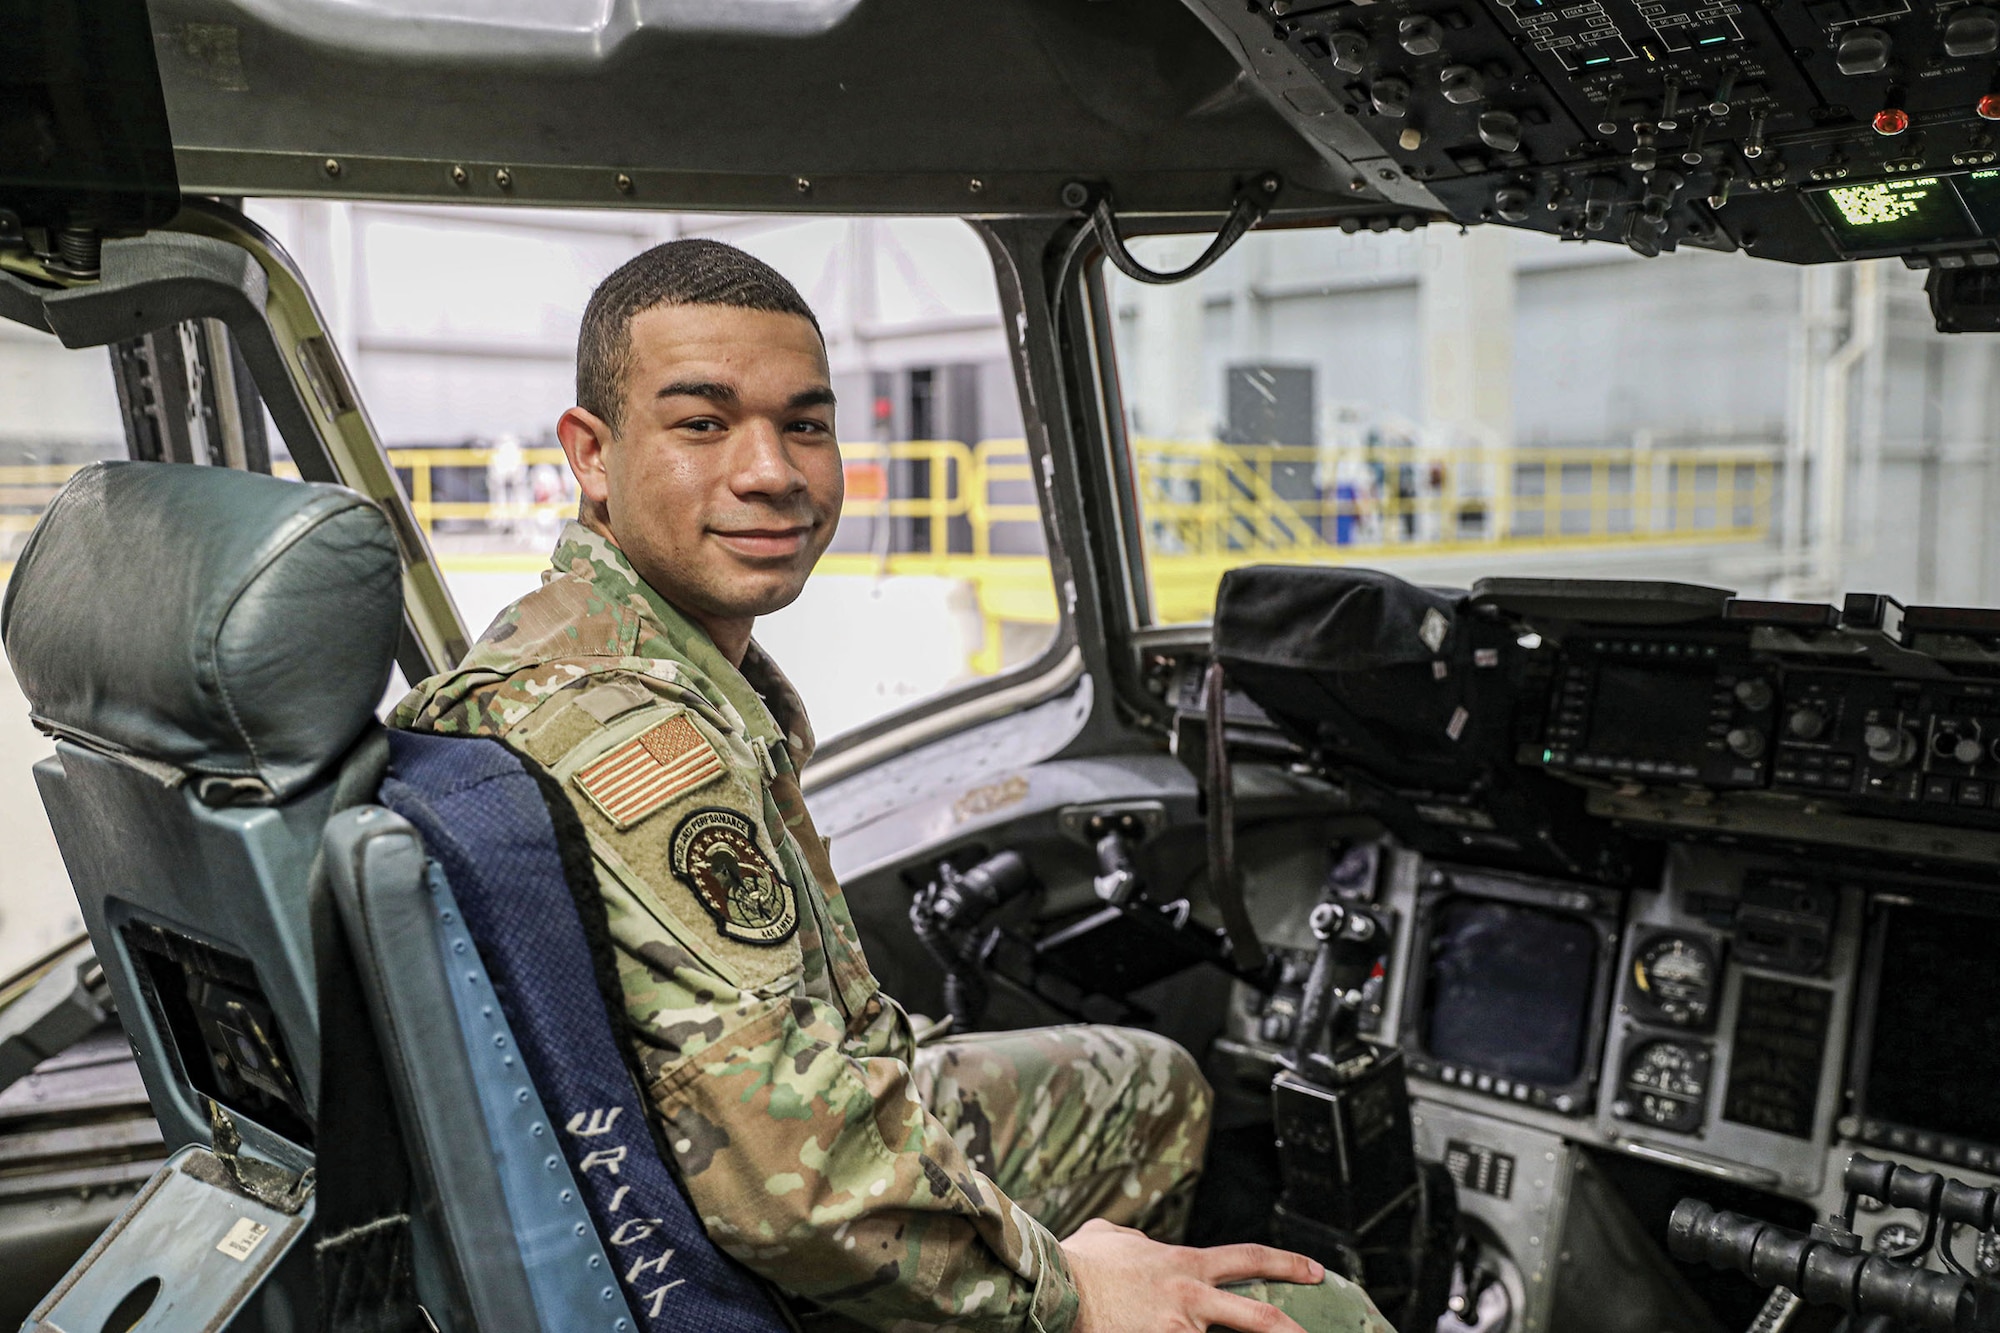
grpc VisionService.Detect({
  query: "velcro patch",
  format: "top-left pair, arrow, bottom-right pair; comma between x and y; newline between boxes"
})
573,715 -> 725,829
668,808 -> 798,946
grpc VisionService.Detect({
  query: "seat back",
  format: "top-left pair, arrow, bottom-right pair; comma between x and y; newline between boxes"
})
4,461 -> 401,1168
4,461 -> 784,1333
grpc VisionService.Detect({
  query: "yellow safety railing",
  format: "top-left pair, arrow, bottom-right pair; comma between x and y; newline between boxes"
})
0,439 -> 1776,667
1131,439 -> 1778,622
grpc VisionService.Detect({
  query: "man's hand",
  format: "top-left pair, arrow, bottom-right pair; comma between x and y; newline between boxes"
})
1060,1217 -> 1326,1333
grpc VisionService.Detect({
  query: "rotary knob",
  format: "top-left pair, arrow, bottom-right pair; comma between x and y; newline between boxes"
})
1477,110 -> 1523,152
1836,27 -> 1893,76
1493,185 -> 1533,221
1329,29 -> 1370,74
1734,678 -> 1774,712
1399,15 -> 1444,56
1864,723 -> 1918,767
1786,707 -> 1827,741
1371,78 -> 1412,118
1727,728 -> 1767,760
1955,736 -> 1984,766
1440,64 -> 1486,104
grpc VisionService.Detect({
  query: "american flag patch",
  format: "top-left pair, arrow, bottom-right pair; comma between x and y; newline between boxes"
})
572,715 -> 725,829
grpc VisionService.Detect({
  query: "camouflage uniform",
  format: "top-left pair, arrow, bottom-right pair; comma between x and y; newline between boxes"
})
393,523 -> 1393,1333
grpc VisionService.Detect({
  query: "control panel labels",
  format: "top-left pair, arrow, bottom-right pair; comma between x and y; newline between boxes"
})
1445,1139 -> 1517,1199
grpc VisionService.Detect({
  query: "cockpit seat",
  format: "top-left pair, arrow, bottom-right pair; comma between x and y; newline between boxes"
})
2,461 -> 787,1332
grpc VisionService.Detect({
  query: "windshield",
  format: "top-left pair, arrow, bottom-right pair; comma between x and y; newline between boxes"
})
1104,225 -> 1968,624
246,202 -> 1056,740
0,329 -> 123,975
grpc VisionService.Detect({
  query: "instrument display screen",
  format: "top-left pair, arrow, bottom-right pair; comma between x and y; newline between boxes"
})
1862,903 -> 2000,1148
1424,898 -> 1601,1087
1586,665 -> 1715,767
1810,177 -> 1981,253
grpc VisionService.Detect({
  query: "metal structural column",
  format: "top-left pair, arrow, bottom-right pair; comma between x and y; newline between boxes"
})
1418,224 -> 1515,540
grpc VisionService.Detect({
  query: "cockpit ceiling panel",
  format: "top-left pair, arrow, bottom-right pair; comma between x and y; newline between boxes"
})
226,0 -> 866,58
152,0 -> 1394,217
1184,0 -> 2000,267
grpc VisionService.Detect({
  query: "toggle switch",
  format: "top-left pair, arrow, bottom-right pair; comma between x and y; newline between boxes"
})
1659,78 -> 1684,131
1631,123 -> 1660,172
1707,166 -> 1736,208
1708,71 -> 1737,117
1682,115 -> 1711,164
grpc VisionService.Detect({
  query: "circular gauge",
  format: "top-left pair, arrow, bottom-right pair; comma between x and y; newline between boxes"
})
1873,1221 -> 1924,1256
1631,933 -> 1721,1029
1618,1039 -> 1713,1133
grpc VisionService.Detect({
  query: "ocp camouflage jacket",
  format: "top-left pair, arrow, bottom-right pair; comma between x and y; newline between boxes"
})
392,522 -> 1078,1333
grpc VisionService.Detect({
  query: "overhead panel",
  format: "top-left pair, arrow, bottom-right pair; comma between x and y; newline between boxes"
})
1186,0 -> 2000,266
148,0 -> 1371,219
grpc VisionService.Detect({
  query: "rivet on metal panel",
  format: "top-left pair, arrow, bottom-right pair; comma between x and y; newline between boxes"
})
795,176 -> 812,193
968,178 -> 984,194
495,167 -> 514,190
450,165 -> 469,188
322,158 -> 341,179
615,173 -> 634,194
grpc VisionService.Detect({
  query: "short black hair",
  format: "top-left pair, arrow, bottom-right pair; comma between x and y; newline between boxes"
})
576,238 -> 823,432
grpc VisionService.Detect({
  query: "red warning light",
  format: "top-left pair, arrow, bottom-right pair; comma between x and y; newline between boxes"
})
1873,107 -> 1911,136
1980,94 -> 2000,121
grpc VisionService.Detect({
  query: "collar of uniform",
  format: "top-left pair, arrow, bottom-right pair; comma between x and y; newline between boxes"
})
548,521 -> 784,748
739,640 -> 817,770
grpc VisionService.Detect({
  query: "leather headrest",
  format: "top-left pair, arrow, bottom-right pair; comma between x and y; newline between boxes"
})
3,461 -> 403,802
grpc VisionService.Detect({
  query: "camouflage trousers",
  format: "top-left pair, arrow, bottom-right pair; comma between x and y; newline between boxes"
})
911,1024 -> 1211,1242
911,1026 -> 1399,1333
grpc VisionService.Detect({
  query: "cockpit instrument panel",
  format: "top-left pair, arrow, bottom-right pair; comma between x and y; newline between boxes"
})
1200,0 -> 2000,268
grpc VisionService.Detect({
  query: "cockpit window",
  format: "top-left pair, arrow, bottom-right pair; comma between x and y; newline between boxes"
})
246,202 -> 1058,741
1104,224 -> 1985,626
0,328 -> 120,975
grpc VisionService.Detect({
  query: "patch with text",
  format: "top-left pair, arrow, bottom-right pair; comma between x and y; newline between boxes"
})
668,808 -> 797,945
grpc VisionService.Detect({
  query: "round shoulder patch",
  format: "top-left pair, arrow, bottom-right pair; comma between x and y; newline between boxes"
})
668,808 -> 798,946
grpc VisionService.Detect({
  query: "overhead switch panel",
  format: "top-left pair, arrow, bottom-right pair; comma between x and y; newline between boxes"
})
1188,0 -> 2000,268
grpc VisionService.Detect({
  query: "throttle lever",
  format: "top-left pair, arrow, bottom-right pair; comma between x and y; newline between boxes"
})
1285,899 -> 1386,1072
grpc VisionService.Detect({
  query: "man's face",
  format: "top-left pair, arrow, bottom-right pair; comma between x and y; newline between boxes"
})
592,304 -> 842,628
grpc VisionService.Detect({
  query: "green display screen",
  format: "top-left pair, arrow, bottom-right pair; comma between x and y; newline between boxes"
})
1812,177 -> 1978,251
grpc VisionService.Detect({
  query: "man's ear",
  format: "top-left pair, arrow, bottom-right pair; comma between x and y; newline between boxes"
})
557,406 -> 614,518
